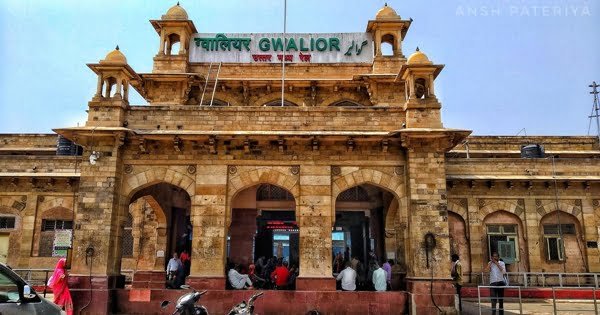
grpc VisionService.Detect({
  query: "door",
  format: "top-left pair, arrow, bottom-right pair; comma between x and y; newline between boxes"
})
0,235 -> 9,264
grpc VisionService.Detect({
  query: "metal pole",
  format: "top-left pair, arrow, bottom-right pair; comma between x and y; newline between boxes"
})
552,287 -> 557,315
477,286 -> 482,315
589,81 -> 600,143
281,0 -> 287,107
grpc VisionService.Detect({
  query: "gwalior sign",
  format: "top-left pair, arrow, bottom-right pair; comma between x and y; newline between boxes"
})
190,33 -> 373,63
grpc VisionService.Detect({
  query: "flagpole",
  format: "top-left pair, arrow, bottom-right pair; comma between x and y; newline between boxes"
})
281,0 -> 287,106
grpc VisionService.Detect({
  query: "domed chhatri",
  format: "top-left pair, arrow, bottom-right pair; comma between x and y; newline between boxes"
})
376,3 -> 400,20
100,45 -> 127,65
162,2 -> 189,20
407,47 -> 432,65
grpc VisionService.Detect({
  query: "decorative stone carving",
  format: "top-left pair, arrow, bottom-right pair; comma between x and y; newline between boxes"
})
290,165 -> 300,175
187,165 -> 196,175
228,166 -> 237,175
331,166 -> 341,176
394,166 -> 404,176
124,164 -> 133,174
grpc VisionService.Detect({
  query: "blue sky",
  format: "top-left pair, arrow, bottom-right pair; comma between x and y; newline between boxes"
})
0,0 -> 598,136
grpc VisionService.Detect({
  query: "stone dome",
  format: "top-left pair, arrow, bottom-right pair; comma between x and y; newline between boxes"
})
376,3 -> 400,20
407,47 -> 432,65
163,2 -> 189,20
100,46 -> 127,65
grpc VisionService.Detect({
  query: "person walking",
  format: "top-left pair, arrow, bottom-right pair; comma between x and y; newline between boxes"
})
336,261 -> 357,291
451,254 -> 463,313
48,258 -> 73,315
484,252 -> 506,315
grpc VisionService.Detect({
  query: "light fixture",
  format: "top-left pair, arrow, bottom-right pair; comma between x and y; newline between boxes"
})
89,151 -> 100,165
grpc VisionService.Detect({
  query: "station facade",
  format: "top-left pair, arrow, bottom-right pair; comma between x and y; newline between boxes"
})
0,3 -> 599,314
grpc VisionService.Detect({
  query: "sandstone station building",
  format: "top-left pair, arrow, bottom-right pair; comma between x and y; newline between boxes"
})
1,3 -> 599,314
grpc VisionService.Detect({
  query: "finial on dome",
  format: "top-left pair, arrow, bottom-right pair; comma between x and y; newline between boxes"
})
177,1 -> 179,5
384,2 -> 387,6
116,45 -> 120,50
416,46 -> 420,52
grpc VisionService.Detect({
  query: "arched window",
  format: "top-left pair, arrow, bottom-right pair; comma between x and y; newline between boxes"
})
201,98 -> 229,106
257,184 -> 294,201
263,100 -> 298,107
336,186 -> 370,202
165,33 -> 181,55
331,100 -> 364,107
381,34 -> 396,56
122,213 -> 134,257
104,77 -> 117,97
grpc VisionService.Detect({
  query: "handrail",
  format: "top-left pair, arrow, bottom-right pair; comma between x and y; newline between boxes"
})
552,287 -> 598,314
468,272 -> 599,288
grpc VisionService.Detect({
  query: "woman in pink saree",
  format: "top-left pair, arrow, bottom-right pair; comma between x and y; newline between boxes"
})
48,258 -> 73,315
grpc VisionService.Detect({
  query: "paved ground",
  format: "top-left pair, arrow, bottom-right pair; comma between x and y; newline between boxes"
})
462,298 -> 599,315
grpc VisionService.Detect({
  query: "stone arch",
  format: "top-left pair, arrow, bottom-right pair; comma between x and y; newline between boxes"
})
536,200 -> 582,219
165,32 -> 181,55
332,168 -> 405,218
122,166 -> 195,200
0,206 -> 21,266
325,92 -> 370,107
210,91 -> 242,106
227,167 -> 299,225
478,199 -> 526,223
380,32 -> 398,56
447,199 -> 468,222
253,92 -> 305,107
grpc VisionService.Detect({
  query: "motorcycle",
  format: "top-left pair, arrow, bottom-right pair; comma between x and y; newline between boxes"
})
227,291 -> 264,315
160,285 -> 209,315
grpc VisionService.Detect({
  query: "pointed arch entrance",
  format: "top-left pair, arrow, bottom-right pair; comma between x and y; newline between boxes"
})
228,183 -> 298,288
123,182 -> 191,288
334,183 -> 402,290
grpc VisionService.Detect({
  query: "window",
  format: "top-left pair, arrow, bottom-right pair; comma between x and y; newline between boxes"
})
257,184 -> 294,201
0,217 -> 15,230
41,220 -> 72,231
487,224 -> 518,264
545,237 -> 564,261
337,186 -> 369,202
122,214 -> 134,257
39,220 -> 73,257
543,223 -> 574,261
0,271 -> 19,303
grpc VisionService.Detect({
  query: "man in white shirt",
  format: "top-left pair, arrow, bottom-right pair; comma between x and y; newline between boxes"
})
167,252 -> 181,275
166,252 -> 183,288
484,252 -> 506,315
228,264 -> 253,290
372,263 -> 387,292
336,262 -> 357,291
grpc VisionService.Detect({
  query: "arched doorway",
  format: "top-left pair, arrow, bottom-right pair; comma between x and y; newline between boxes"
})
448,211 -> 471,280
227,184 -> 298,287
539,211 -> 586,273
334,184 -> 401,290
483,211 -> 528,273
124,182 -> 191,286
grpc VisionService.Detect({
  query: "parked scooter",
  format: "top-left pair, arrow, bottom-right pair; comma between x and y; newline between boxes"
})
227,291 -> 264,315
160,285 -> 209,315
